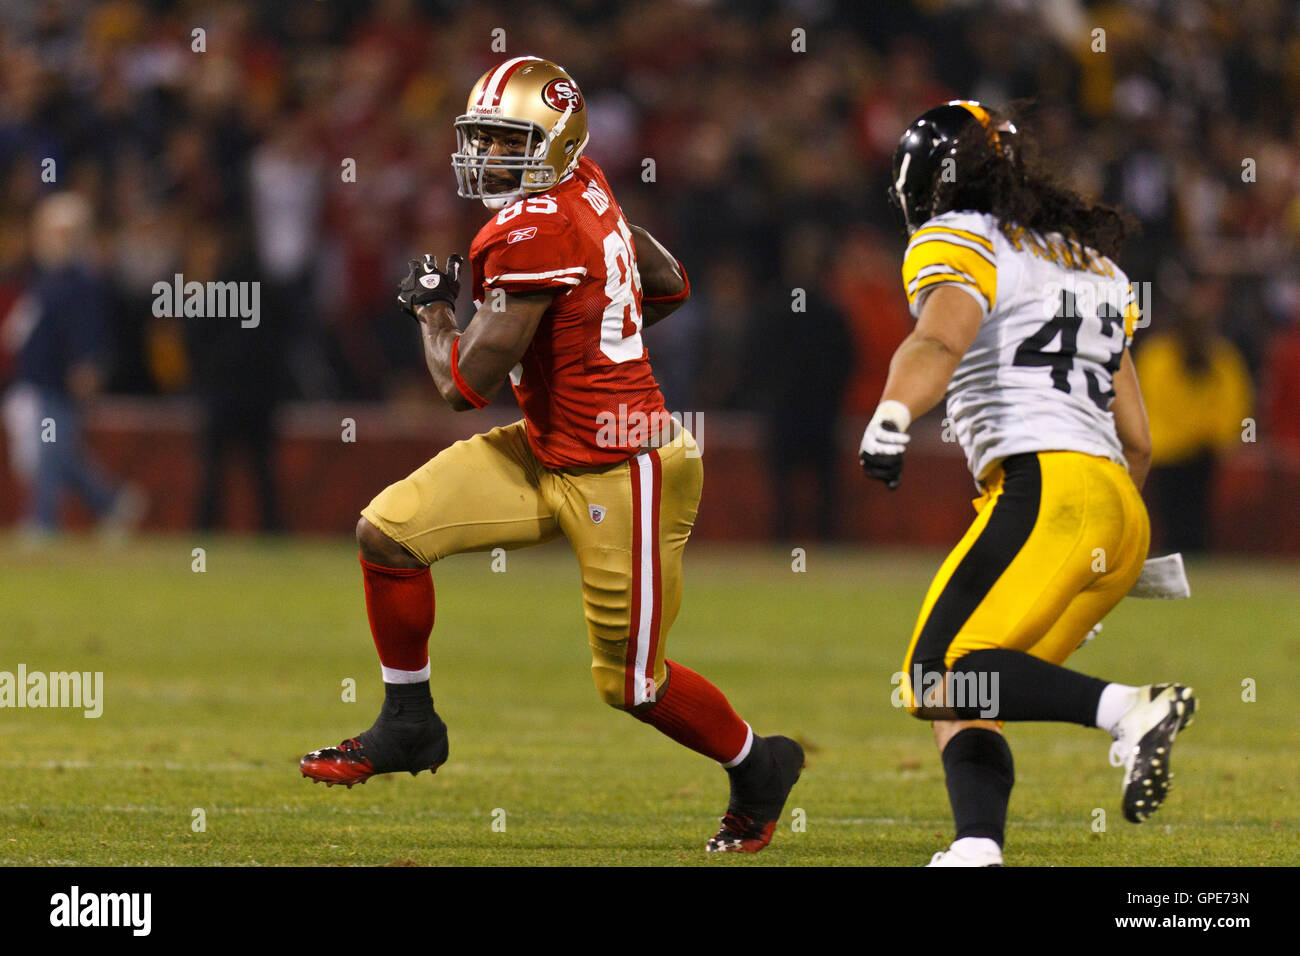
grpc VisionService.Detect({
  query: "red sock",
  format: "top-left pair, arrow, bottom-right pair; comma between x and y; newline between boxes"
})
635,661 -> 751,764
360,555 -> 434,675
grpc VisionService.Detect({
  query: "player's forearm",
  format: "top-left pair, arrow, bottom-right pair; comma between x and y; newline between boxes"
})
629,225 -> 680,297
880,332 -> 964,423
641,258 -> 690,326
1111,349 -> 1152,490
1123,445 -> 1151,491
630,224 -> 688,327
1117,412 -> 1152,490
416,292 -> 552,410
642,294 -> 687,328
415,303 -> 475,411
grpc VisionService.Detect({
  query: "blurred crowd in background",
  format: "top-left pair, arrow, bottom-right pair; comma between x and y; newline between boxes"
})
0,0 -> 1298,547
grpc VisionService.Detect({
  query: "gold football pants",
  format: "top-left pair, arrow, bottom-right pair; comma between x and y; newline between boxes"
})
361,420 -> 702,710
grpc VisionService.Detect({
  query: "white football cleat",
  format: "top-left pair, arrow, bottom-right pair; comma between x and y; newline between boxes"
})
925,837 -> 1003,867
1108,683 -> 1196,823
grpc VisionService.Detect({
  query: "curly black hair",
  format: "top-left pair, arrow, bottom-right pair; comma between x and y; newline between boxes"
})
928,105 -> 1130,266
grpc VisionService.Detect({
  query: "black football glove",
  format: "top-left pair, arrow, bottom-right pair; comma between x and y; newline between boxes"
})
859,424 -> 904,489
397,254 -> 463,318
858,401 -> 912,490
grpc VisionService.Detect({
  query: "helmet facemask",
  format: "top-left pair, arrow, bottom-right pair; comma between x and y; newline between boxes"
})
452,107 -> 579,210
450,57 -> 590,210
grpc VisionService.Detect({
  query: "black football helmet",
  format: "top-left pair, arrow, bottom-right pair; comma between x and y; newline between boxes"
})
888,100 -> 1016,235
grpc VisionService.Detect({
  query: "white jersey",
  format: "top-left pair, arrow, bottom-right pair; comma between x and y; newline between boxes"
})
901,210 -> 1141,482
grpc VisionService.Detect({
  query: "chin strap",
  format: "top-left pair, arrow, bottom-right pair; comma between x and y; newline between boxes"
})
481,193 -> 522,211
545,105 -> 574,153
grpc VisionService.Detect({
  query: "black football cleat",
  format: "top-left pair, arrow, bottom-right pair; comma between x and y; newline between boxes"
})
706,735 -> 805,853
301,710 -> 449,788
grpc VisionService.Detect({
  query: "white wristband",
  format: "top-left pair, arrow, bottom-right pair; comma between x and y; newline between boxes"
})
874,399 -> 912,433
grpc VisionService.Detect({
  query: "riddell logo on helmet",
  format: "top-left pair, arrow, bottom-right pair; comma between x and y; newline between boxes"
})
542,78 -> 583,113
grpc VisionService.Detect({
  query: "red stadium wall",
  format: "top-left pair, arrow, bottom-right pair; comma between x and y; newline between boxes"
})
1,399 -> 1297,554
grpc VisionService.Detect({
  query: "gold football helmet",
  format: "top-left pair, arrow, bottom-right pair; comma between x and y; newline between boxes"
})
451,56 -> 590,209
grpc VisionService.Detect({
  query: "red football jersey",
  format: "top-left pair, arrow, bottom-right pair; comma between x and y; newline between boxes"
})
468,157 -> 668,469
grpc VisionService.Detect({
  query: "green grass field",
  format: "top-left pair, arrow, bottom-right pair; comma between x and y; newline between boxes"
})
1,536 -> 1296,866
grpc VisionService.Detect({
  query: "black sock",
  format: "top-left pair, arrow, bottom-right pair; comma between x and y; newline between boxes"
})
378,680 -> 435,722
942,727 -> 1014,846
727,735 -> 772,785
725,735 -> 799,819
357,681 -> 444,771
952,648 -> 1108,724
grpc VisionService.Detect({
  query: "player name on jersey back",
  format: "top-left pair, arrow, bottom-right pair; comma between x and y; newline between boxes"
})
469,157 -> 668,470
902,209 -> 1142,481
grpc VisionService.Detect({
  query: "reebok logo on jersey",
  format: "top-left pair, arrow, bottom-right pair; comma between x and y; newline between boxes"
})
589,505 -> 606,524
507,227 -> 538,244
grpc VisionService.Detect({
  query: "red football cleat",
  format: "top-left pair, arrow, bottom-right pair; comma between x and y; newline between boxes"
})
706,811 -> 780,853
300,738 -> 383,788
300,712 -> 449,787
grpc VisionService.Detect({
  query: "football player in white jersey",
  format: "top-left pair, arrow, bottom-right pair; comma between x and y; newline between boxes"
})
859,101 -> 1196,866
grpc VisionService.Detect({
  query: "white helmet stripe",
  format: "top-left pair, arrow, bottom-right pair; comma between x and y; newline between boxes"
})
895,151 -> 912,196
477,55 -> 541,108
895,151 -> 913,227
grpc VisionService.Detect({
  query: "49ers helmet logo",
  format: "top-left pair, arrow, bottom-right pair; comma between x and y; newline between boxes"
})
542,78 -> 584,113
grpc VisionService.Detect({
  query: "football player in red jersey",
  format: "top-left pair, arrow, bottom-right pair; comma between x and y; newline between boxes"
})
300,57 -> 803,853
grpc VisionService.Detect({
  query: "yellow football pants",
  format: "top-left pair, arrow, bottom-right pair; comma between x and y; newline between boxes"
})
361,420 -> 702,710
899,451 -> 1150,716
